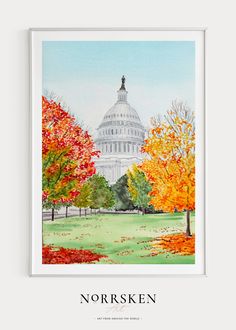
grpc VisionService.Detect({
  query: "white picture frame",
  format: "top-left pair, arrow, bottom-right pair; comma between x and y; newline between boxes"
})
30,28 -> 206,276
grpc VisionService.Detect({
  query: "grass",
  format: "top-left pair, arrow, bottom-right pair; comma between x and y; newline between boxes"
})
43,212 -> 195,264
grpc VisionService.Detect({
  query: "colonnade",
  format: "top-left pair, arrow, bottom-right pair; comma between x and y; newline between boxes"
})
97,141 -> 141,154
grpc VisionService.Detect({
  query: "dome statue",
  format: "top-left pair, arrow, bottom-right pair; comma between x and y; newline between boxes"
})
94,77 -> 145,184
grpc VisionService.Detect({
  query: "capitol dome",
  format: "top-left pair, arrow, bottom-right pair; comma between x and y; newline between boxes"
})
101,99 -> 142,126
94,76 -> 145,184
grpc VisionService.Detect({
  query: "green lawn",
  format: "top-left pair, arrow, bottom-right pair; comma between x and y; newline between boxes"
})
43,212 -> 195,264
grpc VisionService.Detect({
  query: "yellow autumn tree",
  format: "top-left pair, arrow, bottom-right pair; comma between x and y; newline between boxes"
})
141,101 -> 195,236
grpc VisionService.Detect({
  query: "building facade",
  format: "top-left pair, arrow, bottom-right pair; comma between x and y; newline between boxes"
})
94,76 -> 145,184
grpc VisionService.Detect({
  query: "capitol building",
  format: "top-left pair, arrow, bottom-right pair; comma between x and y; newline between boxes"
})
94,76 -> 145,184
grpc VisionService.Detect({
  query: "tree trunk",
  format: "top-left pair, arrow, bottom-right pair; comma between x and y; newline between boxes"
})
186,210 -> 192,237
65,206 -> 68,218
90,208 -> 92,215
142,207 -> 145,215
79,208 -> 81,217
52,208 -> 54,221
85,208 -> 87,216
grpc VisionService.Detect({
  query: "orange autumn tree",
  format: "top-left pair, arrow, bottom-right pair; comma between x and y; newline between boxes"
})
141,101 -> 195,236
42,96 -> 99,220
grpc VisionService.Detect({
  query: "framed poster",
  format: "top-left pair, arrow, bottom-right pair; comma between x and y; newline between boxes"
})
30,28 -> 205,275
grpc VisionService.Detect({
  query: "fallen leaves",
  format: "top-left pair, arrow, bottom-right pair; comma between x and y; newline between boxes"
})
42,245 -> 107,264
151,233 -> 195,256
116,249 -> 134,256
114,236 -> 135,243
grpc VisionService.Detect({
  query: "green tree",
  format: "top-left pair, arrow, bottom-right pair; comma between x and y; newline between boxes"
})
112,174 -> 135,211
127,164 -> 152,214
73,181 -> 93,216
88,174 -> 115,210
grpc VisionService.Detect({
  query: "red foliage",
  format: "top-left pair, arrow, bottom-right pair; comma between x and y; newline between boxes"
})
42,245 -> 106,264
42,96 -> 100,206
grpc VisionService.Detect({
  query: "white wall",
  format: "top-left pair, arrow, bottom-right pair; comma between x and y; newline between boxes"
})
1,0 -> 236,329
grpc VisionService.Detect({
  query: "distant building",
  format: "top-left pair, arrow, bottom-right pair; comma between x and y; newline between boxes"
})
94,76 -> 145,184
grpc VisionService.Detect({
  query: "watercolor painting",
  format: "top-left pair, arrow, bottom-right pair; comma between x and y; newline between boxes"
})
41,40 -> 196,265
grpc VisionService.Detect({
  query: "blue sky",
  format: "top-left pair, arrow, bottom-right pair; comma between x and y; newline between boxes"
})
43,41 -> 195,132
